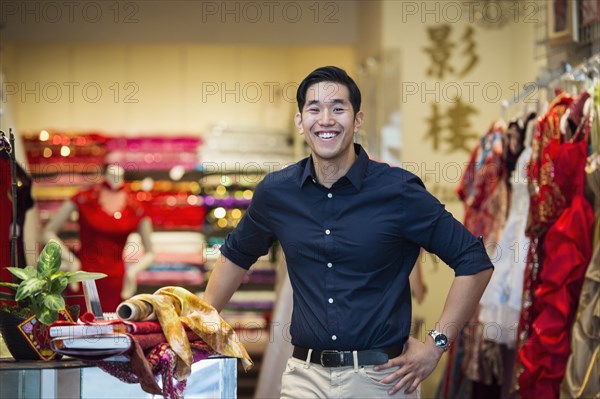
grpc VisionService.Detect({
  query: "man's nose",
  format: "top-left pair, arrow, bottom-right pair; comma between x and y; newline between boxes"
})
319,109 -> 334,125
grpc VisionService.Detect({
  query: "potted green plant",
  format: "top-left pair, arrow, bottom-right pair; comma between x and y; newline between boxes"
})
0,239 -> 106,360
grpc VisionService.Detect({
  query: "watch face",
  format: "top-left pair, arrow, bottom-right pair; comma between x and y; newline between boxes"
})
434,334 -> 448,347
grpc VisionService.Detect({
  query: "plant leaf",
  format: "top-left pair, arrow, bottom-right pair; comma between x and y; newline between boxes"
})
43,294 -> 65,311
49,275 -> 69,294
37,308 -> 58,325
15,278 -> 46,301
37,240 -> 62,277
66,271 -> 107,283
0,282 -> 19,290
6,266 -> 37,281
0,291 -> 16,300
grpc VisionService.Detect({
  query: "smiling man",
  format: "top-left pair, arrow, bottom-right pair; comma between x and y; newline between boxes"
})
204,66 -> 493,398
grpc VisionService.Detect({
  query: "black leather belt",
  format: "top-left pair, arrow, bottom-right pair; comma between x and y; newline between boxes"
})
292,344 -> 404,367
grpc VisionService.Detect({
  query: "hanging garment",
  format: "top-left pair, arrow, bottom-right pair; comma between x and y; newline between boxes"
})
560,147 -> 600,399
518,98 -> 594,398
68,185 -> 145,312
457,120 -> 508,249
560,236 -> 600,398
479,145 -> 532,348
513,93 -> 573,391
437,121 -> 508,399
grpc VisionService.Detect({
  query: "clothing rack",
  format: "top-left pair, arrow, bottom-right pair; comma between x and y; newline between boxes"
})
500,53 -> 600,113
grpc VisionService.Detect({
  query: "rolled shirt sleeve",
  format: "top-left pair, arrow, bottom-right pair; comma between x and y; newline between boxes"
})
398,173 -> 494,276
219,180 -> 275,270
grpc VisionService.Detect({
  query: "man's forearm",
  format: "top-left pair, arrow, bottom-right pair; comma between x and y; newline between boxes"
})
436,268 -> 493,342
204,255 -> 248,312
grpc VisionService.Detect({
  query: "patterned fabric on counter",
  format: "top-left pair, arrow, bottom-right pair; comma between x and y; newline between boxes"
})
92,341 -> 212,399
119,286 -> 253,378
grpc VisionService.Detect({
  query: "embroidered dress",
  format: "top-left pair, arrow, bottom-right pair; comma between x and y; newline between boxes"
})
513,93 -> 573,391
68,185 -> 145,311
518,132 -> 593,398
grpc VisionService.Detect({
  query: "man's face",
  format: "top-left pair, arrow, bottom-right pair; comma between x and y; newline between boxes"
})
295,81 -> 363,164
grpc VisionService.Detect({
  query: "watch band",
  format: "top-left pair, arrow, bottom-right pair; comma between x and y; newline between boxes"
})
428,329 -> 449,351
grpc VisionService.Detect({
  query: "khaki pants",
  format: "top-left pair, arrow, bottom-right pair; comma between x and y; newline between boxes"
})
280,354 -> 421,399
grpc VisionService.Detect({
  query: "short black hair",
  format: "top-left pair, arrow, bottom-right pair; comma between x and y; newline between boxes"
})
296,66 -> 361,115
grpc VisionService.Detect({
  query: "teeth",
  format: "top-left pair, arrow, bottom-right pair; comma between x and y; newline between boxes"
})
318,132 -> 337,139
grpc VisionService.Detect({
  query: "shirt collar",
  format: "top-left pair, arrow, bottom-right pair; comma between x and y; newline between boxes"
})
298,144 -> 369,191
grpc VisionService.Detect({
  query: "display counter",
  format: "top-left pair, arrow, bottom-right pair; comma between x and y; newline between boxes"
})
0,356 -> 237,399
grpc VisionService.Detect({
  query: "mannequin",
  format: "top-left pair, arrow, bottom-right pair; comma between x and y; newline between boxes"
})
42,164 -> 155,312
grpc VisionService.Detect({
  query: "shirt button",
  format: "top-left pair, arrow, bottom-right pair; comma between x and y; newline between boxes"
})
332,335 -> 337,341
327,193 -> 333,198
312,178 -> 316,183
325,229 -> 330,235
327,262 -> 332,268
328,298 -> 334,303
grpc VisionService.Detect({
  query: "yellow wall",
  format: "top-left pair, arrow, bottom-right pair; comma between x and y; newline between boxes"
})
2,44 -> 355,135
378,1 -> 546,396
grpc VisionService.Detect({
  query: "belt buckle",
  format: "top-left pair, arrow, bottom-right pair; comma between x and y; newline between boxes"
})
320,350 -> 343,367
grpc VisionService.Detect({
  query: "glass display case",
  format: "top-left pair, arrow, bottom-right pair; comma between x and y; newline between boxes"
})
0,357 -> 237,399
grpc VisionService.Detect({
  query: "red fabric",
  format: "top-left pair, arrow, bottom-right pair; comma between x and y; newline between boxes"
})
67,186 -> 145,312
54,312 -> 195,334
456,120 -> 508,244
1,157 -> 34,293
1,158 -> 11,285
517,126 -> 593,397
133,330 -> 201,350
514,94 -> 573,389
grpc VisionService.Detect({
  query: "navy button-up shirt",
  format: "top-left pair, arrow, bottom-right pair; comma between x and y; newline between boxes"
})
220,144 -> 493,351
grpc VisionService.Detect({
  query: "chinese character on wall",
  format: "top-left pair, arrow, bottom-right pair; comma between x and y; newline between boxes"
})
423,24 -> 480,154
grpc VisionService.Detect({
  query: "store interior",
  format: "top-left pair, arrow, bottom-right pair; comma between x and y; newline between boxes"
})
1,1 -> 599,398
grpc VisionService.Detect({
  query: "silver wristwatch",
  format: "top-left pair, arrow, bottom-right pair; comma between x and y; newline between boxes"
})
428,330 -> 449,351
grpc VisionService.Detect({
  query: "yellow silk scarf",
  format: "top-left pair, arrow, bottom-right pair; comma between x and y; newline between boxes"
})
119,286 -> 253,379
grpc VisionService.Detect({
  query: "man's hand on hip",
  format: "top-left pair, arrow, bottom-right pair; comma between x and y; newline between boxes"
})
373,336 -> 443,395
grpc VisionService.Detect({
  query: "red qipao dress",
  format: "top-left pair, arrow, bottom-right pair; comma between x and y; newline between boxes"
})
516,93 -> 594,398
67,185 -> 146,312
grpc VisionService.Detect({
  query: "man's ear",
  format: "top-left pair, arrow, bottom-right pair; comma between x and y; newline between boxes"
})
295,112 -> 304,134
354,111 -> 364,132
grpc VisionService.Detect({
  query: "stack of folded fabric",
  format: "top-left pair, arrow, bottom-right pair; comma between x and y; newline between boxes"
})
50,286 -> 252,399
105,136 -> 201,172
49,314 -> 205,360
129,232 -> 206,289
